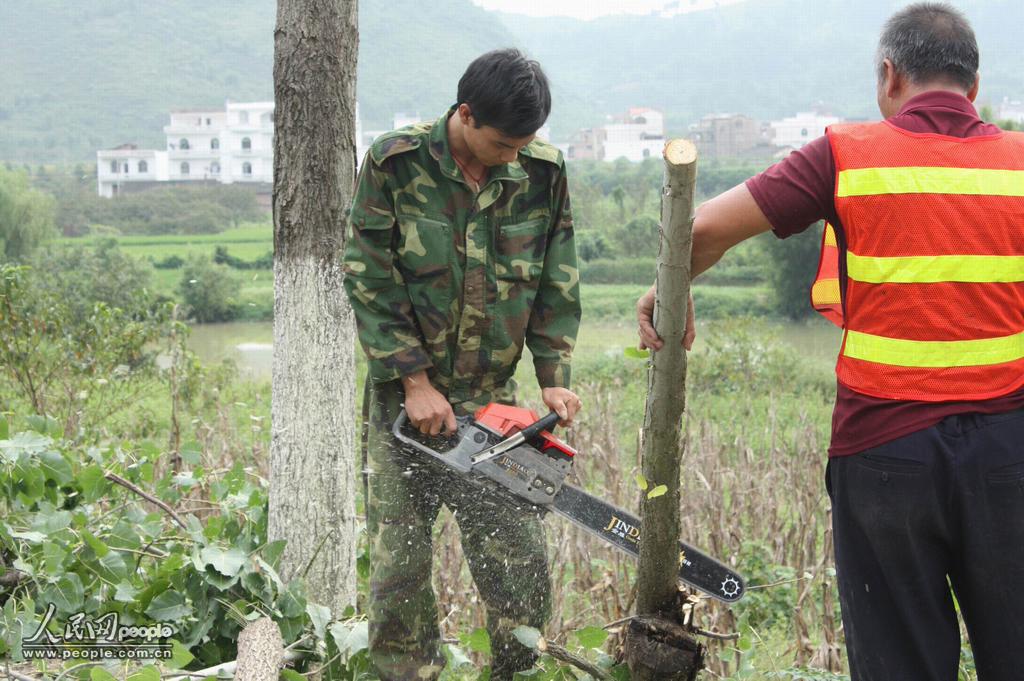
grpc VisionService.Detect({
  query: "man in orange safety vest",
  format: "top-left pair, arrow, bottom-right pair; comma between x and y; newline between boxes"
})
638,4 -> 1024,680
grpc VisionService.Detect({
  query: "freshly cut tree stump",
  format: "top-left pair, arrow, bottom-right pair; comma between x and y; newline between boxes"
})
234,617 -> 285,681
624,615 -> 704,681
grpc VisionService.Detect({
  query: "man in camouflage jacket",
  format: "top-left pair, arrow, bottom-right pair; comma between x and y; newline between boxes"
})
342,49 -> 582,680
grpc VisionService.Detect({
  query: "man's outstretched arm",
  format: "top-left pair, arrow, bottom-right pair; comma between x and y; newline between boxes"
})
637,182 -> 773,351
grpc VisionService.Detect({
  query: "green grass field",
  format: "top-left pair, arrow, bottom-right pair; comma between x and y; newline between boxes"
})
59,223 -> 274,262
59,229 -> 778,326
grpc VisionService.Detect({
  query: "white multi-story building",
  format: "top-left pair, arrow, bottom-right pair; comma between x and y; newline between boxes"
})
769,111 -> 842,149
97,100 -> 275,197
164,108 -> 227,183
95,145 -> 170,197
566,108 -> 664,162
222,101 -> 274,184
602,108 -> 665,162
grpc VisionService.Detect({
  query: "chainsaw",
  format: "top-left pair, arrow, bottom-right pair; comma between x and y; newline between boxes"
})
392,403 -> 745,603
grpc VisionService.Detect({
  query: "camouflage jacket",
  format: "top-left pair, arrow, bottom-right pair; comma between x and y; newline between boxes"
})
342,108 -> 581,412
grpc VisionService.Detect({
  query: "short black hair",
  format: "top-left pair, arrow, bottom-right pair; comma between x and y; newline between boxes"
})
456,48 -> 551,138
878,3 -> 978,91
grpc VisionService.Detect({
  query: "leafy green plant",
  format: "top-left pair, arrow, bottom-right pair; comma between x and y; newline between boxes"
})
0,263 -> 173,437
0,166 -> 57,261
0,421 -> 321,671
177,256 -> 241,323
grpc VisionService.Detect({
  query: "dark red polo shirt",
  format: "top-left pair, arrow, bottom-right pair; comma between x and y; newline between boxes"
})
746,91 -> 1024,457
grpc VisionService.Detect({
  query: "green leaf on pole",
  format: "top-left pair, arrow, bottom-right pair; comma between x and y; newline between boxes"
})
647,484 -> 668,499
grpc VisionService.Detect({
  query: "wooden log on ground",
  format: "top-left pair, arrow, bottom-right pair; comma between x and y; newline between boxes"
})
233,617 -> 285,681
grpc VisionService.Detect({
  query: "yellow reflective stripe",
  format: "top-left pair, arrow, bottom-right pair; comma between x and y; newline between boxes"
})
846,252 -> 1024,283
823,223 -> 837,247
811,278 -> 841,305
843,329 -> 1024,367
837,166 -> 1024,197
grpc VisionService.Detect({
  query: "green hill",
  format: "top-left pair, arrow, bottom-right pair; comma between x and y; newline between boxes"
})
3,0 -> 1024,163
500,0 -> 1024,137
0,0 -> 517,163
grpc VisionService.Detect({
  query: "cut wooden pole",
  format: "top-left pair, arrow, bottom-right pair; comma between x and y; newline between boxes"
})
637,138 -> 697,614
627,139 -> 700,681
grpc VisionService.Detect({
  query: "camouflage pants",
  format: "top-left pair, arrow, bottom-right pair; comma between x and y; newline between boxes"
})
364,380 -> 552,681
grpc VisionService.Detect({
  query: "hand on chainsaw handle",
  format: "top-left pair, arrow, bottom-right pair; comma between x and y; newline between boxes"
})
401,371 -> 457,436
541,387 -> 582,428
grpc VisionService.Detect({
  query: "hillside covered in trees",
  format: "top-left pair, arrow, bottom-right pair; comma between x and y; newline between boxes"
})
5,0 -> 1024,162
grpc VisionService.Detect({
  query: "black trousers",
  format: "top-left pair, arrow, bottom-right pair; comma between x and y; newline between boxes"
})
827,409 -> 1024,681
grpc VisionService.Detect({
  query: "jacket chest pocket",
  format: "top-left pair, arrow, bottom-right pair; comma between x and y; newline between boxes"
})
396,215 -> 454,280
494,217 -> 548,282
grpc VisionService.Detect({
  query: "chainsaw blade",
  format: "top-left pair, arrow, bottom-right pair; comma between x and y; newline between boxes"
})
551,484 -> 745,603
392,410 -> 745,603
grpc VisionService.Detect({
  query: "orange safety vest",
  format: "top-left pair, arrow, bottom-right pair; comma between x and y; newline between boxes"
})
810,222 -> 843,327
815,121 -> 1024,402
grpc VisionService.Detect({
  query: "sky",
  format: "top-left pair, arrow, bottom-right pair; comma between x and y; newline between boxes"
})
470,0 -> 749,20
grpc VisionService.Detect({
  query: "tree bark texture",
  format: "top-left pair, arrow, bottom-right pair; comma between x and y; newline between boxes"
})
636,139 -> 698,618
269,0 -> 359,615
234,617 -> 285,681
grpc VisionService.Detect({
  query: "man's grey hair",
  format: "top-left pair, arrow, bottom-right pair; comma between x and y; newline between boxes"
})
877,2 -> 979,91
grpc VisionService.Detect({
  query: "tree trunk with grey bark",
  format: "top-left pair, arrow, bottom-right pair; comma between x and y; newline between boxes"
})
268,0 -> 359,615
625,139 -> 702,681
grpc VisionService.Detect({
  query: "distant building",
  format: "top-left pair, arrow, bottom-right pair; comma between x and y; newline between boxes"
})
97,100 -> 275,198
602,108 -> 665,162
566,107 -> 665,162
566,127 -> 606,161
769,111 -> 842,149
689,113 -> 774,159
96,144 -> 170,197
997,97 -> 1024,124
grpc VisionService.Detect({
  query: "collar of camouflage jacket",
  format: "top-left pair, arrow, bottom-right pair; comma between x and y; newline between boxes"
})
429,106 -> 530,187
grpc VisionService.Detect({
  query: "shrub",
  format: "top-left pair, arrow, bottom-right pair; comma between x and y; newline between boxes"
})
0,166 -> 57,261
0,263 -> 172,436
763,221 -> 824,319
154,254 -> 186,269
575,231 -> 612,262
36,171 -> 267,236
613,215 -> 660,258
178,256 -> 240,323
28,239 -> 158,324
213,245 -> 273,270
580,257 -> 656,285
